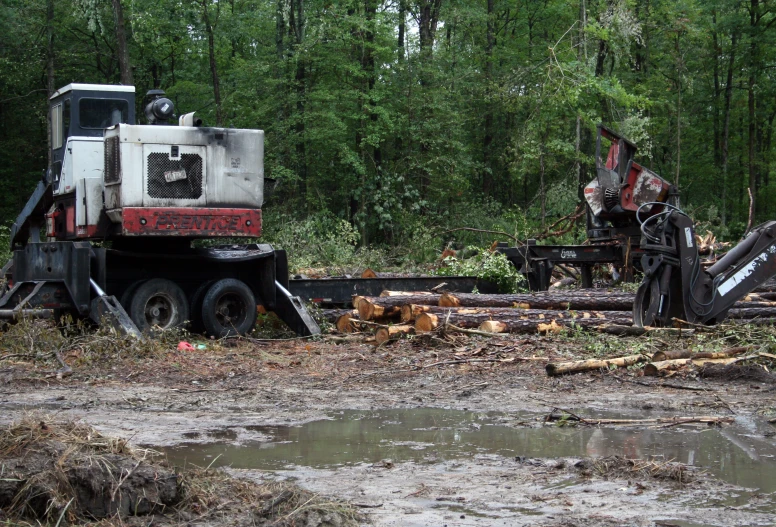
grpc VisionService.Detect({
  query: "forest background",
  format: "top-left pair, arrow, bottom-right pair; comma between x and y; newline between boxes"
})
1,0 -> 774,271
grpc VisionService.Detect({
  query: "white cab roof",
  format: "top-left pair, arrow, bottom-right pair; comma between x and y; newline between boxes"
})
50,83 -> 135,100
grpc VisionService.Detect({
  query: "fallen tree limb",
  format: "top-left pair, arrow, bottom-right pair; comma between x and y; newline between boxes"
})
651,349 -> 693,362
644,357 -> 742,376
546,354 -> 646,376
598,325 -> 696,337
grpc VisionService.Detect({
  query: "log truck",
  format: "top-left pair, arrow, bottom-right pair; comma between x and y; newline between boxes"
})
0,83 -> 320,337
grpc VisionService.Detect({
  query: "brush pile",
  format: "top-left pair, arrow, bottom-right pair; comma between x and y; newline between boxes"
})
0,417 -> 362,526
321,286 -> 776,345
0,418 -> 178,523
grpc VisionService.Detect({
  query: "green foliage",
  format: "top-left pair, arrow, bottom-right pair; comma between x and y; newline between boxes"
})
262,210 -> 389,274
2,0 -> 776,257
436,248 -> 525,293
0,225 -> 10,268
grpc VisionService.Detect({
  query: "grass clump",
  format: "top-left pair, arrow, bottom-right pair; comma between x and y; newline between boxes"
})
0,417 -> 363,526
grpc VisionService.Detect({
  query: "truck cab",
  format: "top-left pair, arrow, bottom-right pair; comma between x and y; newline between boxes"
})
48,84 -> 136,238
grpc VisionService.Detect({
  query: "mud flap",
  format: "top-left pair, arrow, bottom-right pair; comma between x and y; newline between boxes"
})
274,280 -> 321,336
88,283 -> 143,339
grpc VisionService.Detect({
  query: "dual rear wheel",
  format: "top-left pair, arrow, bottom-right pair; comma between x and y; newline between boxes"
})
122,278 -> 256,337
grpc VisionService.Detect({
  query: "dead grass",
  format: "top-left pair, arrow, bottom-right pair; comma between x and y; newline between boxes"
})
576,455 -> 696,484
0,416 -> 363,527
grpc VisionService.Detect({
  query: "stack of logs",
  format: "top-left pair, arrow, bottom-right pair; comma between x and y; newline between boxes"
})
322,286 -> 776,345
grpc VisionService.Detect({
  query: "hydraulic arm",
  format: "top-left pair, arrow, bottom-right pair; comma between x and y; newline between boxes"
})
633,204 -> 776,327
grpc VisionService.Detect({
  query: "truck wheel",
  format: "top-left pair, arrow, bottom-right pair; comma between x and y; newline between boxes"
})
120,280 -> 146,310
129,278 -> 189,333
189,280 -> 215,333
200,279 -> 256,337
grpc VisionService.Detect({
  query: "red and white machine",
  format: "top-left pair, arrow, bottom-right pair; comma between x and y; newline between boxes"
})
1,84 -> 319,337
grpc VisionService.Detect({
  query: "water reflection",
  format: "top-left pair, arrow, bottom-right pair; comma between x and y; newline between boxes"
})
162,408 -> 776,492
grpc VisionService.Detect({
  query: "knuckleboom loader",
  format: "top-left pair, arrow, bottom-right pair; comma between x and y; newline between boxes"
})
0,84 -> 320,337
633,206 -> 776,328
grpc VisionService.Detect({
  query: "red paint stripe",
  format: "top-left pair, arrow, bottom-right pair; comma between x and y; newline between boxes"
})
121,207 -> 262,237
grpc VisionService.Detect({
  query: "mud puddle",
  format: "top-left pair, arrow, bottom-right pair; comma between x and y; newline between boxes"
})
161,408 -> 776,493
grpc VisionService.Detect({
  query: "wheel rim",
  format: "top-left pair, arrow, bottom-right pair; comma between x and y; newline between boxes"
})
143,293 -> 178,328
214,292 -> 248,329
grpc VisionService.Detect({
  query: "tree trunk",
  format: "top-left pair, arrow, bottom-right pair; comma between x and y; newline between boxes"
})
482,0 -> 494,196
748,0 -> 759,220
415,310 -> 632,333
112,0 -> 133,85
439,292 -> 635,311
294,0 -> 306,198
201,0 -> 222,126
721,32 -> 737,225
46,0 -> 55,165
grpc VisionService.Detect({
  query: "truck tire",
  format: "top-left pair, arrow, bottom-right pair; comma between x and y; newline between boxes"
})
129,278 -> 189,333
120,280 -> 146,310
189,280 -> 215,333
200,279 -> 256,337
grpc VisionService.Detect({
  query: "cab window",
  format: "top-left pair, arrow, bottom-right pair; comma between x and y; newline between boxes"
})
51,103 -> 63,149
79,98 -> 129,129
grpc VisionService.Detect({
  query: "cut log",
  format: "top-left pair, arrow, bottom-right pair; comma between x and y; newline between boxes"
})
357,295 -> 442,320
405,306 -> 615,321
358,301 -> 401,321
375,324 -> 414,344
379,290 -> 436,297
400,304 -> 436,323
652,350 -> 693,362
728,307 -> 776,319
334,310 -> 360,333
319,308 -> 355,323
691,345 -> 752,359
644,357 -> 739,376
438,292 -> 634,311
752,280 -> 776,293
546,354 -> 645,376
480,320 -> 507,333
437,292 -> 771,313
415,310 -> 632,333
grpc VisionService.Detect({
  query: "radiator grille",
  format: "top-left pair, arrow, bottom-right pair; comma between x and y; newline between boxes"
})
104,136 -> 121,183
146,153 -> 203,199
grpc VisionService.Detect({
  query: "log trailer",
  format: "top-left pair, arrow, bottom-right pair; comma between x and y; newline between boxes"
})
496,125 -> 678,291
0,83 -> 320,337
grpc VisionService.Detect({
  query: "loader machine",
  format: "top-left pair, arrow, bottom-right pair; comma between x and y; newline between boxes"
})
0,83 -> 320,337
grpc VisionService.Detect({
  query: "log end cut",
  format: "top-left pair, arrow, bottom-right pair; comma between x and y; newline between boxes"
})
415,313 -> 440,332
479,320 -> 507,333
439,293 -> 461,308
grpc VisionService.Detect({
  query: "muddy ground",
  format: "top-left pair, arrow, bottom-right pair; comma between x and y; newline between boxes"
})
1,321 -> 776,526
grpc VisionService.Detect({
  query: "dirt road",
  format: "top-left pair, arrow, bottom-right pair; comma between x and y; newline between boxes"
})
2,326 -> 776,526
